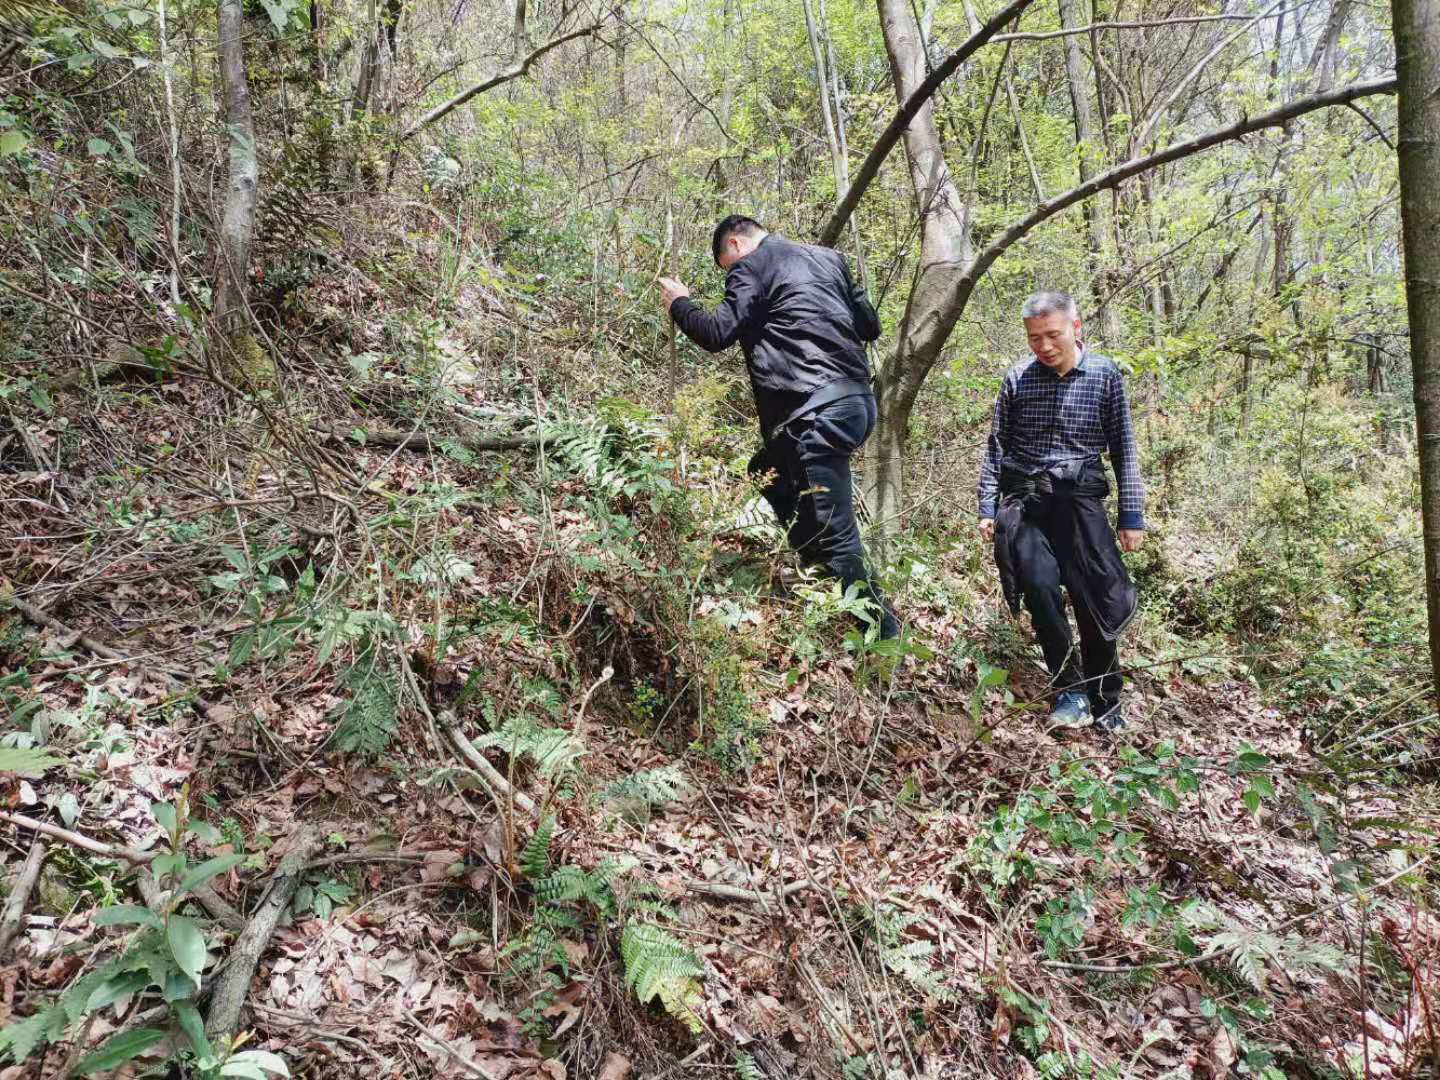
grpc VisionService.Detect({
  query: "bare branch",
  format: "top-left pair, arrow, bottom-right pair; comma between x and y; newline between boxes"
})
400,23 -> 602,140
816,0 -> 1034,247
987,6 -> 1308,43
891,76 -> 1397,409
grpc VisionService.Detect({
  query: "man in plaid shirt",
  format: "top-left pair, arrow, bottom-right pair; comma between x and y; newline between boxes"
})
978,291 -> 1144,731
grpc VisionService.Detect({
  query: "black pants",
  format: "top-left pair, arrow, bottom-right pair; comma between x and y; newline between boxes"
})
1011,493 -> 1122,711
749,395 -> 893,626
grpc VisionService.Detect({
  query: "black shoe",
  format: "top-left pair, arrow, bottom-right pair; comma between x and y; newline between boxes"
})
879,610 -> 901,640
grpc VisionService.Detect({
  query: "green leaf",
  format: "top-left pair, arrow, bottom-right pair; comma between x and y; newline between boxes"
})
172,1001 -> 211,1059
0,1006 -> 62,1063
167,914 -> 207,985
227,1049 -> 291,1077
151,801 -> 178,835
85,970 -> 153,1011
0,745 -> 63,775
93,904 -> 164,930
0,130 -> 28,156
222,1064 -> 268,1080
86,137 -> 112,156
189,820 -> 222,845
177,853 -> 246,896
73,1028 -> 167,1074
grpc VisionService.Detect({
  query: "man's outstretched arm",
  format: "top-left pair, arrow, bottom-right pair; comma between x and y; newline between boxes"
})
659,261 -> 765,353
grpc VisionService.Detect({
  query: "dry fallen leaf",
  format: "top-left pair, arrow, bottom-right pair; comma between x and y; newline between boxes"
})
597,1051 -> 631,1080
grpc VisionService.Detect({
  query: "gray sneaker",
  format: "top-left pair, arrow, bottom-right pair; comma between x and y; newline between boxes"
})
1048,691 -> 1092,729
1093,701 -> 1125,733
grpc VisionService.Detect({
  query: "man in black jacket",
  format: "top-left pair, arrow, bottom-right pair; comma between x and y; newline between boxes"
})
657,215 -> 899,640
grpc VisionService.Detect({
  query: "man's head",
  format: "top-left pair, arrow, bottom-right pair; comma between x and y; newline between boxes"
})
712,215 -> 768,270
1021,291 -> 1083,374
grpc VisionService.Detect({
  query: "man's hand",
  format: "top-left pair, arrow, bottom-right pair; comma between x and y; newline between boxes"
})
1119,529 -> 1144,553
979,517 -> 995,543
656,276 -> 690,311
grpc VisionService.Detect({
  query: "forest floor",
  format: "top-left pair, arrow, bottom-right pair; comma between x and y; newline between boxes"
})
2,288 -> 1438,1079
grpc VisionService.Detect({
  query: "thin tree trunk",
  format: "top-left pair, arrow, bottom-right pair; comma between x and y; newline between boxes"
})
159,0 -> 183,306
214,0 -> 258,358
868,0 -> 973,536
1393,0 -> 1440,705
802,0 -> 847,206
1057,0 -> 1121,345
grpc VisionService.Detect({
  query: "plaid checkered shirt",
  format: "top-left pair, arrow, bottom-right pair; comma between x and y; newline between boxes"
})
977,349 -> 1145,530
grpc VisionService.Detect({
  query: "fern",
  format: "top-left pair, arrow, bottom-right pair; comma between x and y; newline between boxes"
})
866,905 -> 953,1002
620,922 -> 705,1032
520,817 -> 555,879
734,1052 -> 765,1080
475,714 -> 584,780
599,765 -> 692,811
329,648 -> 397,756
534,864 -> 587,903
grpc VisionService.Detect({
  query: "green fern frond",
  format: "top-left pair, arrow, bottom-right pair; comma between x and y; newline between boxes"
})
329,649 -> 398,756
734,1052 -> 764,1080
474,715 -> 585,779
600,765 -> 692,809
520,817 -> 555,880
534,864 -> 587,904
621,923 -> 705,1032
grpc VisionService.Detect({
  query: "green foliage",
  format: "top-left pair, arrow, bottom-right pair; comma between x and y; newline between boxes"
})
520,816 -> 556,880
0,744 -> 64,775
475,710 -> 585,780
0,800 -> 264,1074
849,902 -> 952,1002
292,875 -> 353,921
598,764 -> 692,818
619,922 -> 705,1032
327,646 -> 398,756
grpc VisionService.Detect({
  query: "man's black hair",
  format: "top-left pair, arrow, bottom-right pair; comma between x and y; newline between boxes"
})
711,215 -> 766,265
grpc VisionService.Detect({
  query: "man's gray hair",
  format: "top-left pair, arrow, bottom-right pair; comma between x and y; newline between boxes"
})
1021,290 -> 1080,319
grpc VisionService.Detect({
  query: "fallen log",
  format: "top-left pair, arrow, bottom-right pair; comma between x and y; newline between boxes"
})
0,837 -> 48,956
206,825 -> 321,1040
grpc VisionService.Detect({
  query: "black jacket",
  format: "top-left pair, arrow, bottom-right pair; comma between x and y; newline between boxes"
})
669,235 -> 879,434
993,457 -> 1137,640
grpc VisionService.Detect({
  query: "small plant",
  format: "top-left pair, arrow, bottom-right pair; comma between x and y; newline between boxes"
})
327,644 -> 399,756
620,921 -> 706,1031
848,902 -> 953,1002
0,797 -> 273,1077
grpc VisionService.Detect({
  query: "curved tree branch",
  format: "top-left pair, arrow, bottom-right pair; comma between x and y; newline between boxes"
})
816,0 -> 1033,247
400,22 -> 602,140
892,75 -> 1398,411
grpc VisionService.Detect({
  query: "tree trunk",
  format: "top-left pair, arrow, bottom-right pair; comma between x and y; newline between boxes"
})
214,0 -> 259,366
1393,0 -> 1440,705
1057,0 -> 1121,345
868,0 -> 972,535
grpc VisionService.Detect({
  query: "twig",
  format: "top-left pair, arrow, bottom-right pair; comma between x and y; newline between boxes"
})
325,425 -> 547,454
8,411 -> 51,471
684,879 -> 814,904
401,1006 -> 503,1080
1,811 -> 155,865
440,711 -> 540,820
0,838 -> 48,956
0,813 -> 246,929
206,826 -> 321,1039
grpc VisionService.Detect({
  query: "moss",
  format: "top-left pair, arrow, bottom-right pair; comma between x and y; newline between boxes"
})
232,332 -> 276,390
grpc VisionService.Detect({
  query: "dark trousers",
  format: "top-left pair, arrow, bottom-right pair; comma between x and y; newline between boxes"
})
1011,496 -> 1122,711
749,395 -> 893,624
